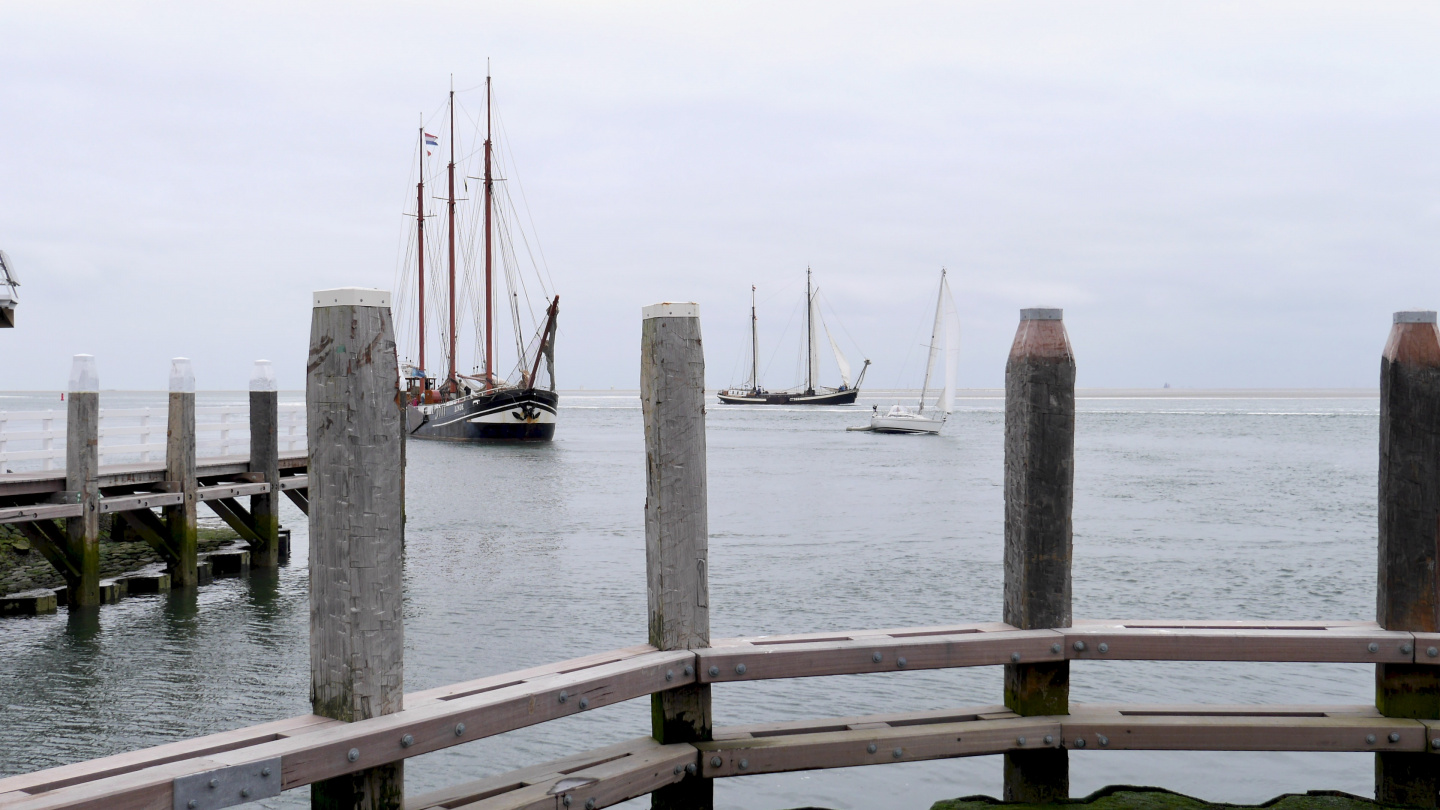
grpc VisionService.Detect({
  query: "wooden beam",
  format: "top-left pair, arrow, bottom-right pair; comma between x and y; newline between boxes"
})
164,378 -> 199,589
283,488 -> 309,515
196,482 -> 270,501
64,370 -> 100,606
1376,309 -> 1440,806
15,521 -> 79,585
640,302 -> 712,810
204,498 -> 265,546
0,502 -> 83,524
96,492 -> 184,514
1062,705 -> 1426,752
248,384 -> 282,568
308,291 -> 406,810
1065,621 -> 1416,664
1002,307 -> 1075,803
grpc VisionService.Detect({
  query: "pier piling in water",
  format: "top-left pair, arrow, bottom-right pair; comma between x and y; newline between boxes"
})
641,302 -> 713,810
248,360 -> 281,568
1376,309 -> 1440,807
307,288 -> 405,810
1003,307 -> 1075,803
164,358 -> 199,587
65,354 -> 101,606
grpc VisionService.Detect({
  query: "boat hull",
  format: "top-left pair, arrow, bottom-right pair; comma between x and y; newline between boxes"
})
717,389 -> 859,405
407,389 -> 558,441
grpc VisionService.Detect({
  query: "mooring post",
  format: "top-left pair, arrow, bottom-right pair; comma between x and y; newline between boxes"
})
1376,309 -> 1440,808
641,302 -> 713,810
248,359 -> 281,568
65,354 -> 101,607
308,288 -> 404,810
164,358 -> 199,588
1002,307 -> 1075,803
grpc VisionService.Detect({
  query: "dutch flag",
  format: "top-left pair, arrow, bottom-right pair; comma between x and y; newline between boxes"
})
424,132 -> 438,156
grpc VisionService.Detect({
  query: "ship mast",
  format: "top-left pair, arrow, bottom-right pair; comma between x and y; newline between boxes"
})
750,284 -> 758,392
416,122 -> 426,381
446,78 -> 458,389
805,267 -> 814,395
483,71 -> 495,390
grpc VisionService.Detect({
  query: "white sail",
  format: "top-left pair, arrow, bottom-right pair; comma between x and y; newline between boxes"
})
939,273 -> 959,414
807,284 -> 821,391
824,319 -> 852,387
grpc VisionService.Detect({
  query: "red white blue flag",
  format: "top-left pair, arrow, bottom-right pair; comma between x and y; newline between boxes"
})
424,132 -> 438,155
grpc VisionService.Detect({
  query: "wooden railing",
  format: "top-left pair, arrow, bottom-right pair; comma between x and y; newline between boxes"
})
2,297 -> 1439,810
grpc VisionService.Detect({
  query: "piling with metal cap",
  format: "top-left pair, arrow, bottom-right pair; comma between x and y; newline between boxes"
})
1002,307 -> 1074,803
164,358 -> 199,588
641,302 -> 713,810
248,359 -> 281,568
65,354 -> 101,606
307,288 -> 404,810
1376,309 -> 1440,807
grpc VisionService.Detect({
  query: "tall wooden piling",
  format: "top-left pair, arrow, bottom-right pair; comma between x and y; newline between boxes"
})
249,360 -> 281,568
1002,307 -> 1075,804
1376,309 -> 1440,808
164,358 -> 199,588
308,288 -> 404,810
65,355 -> 101,607
640,302 -> 713,810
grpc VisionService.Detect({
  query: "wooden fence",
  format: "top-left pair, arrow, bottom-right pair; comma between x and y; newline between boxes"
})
0,294 -> 1436,810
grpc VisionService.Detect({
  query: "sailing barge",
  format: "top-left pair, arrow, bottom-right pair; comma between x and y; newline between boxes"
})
718,269 -> 869,405
401,74 -> 560,441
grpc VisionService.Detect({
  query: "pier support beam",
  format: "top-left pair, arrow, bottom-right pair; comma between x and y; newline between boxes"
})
308,288 -> 404,810
1376,309 -> 1440,808
249,360 -> 281,568
164,358 -> 199,588
1002,307 -> 1075,804
641,302 -> 713,810
65,354 -> 101,607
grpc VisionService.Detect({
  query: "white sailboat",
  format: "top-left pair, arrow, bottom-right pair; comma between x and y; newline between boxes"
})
849,269 -> 959,435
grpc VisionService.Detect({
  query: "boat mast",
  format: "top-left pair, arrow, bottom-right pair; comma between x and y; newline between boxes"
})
805,268 -> 814,395
483,70 -> 495,390
446,78 -> 458,389
919,267 -> 947,414
416,121 -> 426,381
750,284 -> 758,392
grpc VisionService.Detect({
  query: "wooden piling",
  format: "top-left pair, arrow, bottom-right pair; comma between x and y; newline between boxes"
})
65,355 -> 101,607
640,302 -> 713,810
164,358 -> 199,588
1002,307 -> 1075,804
308,288 -> 404,810
1376,309 -> 1440,808
249,360 -> 281,568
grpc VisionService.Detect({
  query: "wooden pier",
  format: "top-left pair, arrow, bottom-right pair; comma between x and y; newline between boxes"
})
0,357 -> 308,607
1,295 -> 1438,810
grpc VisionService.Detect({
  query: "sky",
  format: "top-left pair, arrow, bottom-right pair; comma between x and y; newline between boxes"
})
2,2 -> 1439,391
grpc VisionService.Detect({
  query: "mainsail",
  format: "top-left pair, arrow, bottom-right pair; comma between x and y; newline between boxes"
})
919,270 -> 959,414
824,321 -> 852,388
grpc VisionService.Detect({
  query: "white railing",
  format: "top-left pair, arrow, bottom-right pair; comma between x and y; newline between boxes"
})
0,403 -> 307,474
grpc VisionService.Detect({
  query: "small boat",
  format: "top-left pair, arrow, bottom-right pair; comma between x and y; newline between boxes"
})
718,269 -> 870,405
400,73 -> 561,441
0,250 -> 17,328
848,269 -> 958,435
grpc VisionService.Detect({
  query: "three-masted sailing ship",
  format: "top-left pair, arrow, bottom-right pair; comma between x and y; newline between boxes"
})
399,74 -> 560,441
718,268 -> 869,405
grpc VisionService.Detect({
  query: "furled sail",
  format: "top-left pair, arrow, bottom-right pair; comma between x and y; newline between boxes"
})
807,285 -> 821,391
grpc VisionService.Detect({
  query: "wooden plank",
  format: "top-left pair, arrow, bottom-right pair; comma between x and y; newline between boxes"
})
714,705 -> 1016,741
697,629 -> 1063,682
710,621 -> 1016,648
282,488 -> 309,515
405,644 -> 659,707
96,492 -> 184,514
1411,633 -> 1440,665
1063,623 -> 1416,664
204,498 -> 264,546
641,302 -> 713,809
195,482 -> 269,501
697,715 -> 1059,778
0,503 -> 83,524
307,294 -> 407,809
1062,705 -> 1427,752
278,474 -> 307,491
408,737 -> 694,810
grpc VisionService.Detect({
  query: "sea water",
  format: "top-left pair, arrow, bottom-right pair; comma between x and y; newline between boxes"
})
0,391 -> 1385,808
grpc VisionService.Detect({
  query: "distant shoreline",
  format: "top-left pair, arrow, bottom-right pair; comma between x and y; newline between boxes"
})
0,388 -> 1381,399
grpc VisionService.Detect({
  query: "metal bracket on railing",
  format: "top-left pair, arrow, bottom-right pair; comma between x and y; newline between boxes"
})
172,757 -> 281,810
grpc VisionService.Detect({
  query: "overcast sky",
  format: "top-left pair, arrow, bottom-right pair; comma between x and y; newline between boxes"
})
3,2 -> 1439,391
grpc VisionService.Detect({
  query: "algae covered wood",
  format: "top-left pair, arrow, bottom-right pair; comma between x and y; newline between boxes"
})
1002,307 -> 1074,804
1376,309 -> 1440,807
164,391 -> 198,588
307,293 -> 405,810
64,390 -> 100,606
640,302 -> 712,810
249,389 -> 281,568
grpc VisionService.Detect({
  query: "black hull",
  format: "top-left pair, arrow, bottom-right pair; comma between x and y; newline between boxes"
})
407,389 -> 558,442
716,389 -> 860,405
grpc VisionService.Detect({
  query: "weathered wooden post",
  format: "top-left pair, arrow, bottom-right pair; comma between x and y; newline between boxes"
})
641,302 -> 712,810
249,359 -> 281,568
308,288 -> 404,810
1376,309 -> 1440,808
165,358 -> 198,588
65,354 -> 101,607
1002,307 -> 1075,803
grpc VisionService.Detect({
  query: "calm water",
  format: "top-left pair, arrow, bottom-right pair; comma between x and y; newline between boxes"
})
0,391 -> 1385,808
